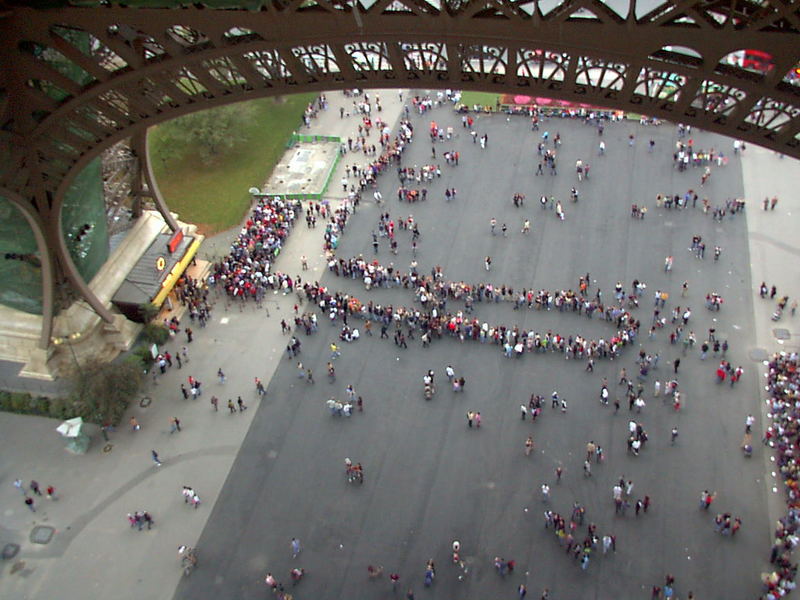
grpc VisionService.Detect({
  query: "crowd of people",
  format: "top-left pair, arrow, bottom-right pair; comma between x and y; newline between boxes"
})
760,352 -> 800,599
127,510 -> 155,531
296,275 -> 641,363
542,505 -> 613,572
329,254 -> 644,324
210,195 -> 302,302
172,274 -> 212,326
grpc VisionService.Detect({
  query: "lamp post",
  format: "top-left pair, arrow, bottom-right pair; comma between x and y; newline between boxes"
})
52,332 -> 84,378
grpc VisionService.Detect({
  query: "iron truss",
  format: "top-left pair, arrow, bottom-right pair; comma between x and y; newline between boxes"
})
1,1 -> 799,201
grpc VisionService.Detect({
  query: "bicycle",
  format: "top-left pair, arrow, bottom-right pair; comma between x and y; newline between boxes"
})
178,545 -> 197,576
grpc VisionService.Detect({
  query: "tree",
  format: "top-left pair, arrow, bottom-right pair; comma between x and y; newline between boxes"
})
138,302 -> 160,323
69,361 -> 144,426
157,102 -> 255,165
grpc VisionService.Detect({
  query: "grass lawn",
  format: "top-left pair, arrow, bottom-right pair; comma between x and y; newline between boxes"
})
459,91 -> 499,108
148,93 -> 316,235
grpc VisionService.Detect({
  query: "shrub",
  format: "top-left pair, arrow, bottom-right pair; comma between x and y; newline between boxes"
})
47,397 -> 70,420
69,361 -> 144,426
131,345 -> 156,370
139,302 -> 160,323
0,361 -> 144,426
142,322 -> 170,345
0,391 -> 52,418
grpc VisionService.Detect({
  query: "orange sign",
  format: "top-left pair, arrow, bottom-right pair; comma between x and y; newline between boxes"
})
167,230 -> 184,254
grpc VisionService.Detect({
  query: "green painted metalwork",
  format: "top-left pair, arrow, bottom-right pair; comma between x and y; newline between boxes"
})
0,198 -> 43,314
61,158 -> 109,285
285,133 -> 342,147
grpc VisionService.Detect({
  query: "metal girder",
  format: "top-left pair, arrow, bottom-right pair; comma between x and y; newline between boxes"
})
0,4 -> 794,192
0,0 -> 797,327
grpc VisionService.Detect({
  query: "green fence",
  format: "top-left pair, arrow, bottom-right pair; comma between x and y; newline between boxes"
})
247,134 -> 342,202
285,133 -> 342,148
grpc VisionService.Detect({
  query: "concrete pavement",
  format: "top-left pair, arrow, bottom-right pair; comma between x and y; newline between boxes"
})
740,144 -> 800,529
178,99 -> 795,599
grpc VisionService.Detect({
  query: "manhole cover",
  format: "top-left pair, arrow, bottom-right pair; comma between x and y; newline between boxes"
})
2,543 -> 20,559
102,443 -> 113,453
30,525 -> 54,545
774,329 -> 791,341
139,396 -> 152,408
749,348 -> 769,362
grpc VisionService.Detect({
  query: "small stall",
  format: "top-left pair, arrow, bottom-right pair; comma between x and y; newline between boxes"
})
112,229 -> 202,322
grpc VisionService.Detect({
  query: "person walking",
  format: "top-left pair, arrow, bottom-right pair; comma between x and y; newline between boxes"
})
525,436 -> 534,456
169,416 -> 182,434
745,414 -> 755,433
210,396 -> 219,411
25,496 -> 36,512
237,396 -> 247,412
602,535 -> 612,554
151,449 -> 162,467
291,537 -> 301,558
227,398 -> 236,413
586,440 -> 597,461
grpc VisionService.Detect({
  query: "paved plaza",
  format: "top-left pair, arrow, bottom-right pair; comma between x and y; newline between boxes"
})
180,103 -> 768,599
0,90 -> 798,600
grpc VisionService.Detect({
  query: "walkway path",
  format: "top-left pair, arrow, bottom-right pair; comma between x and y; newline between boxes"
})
740,145 -> 800,528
